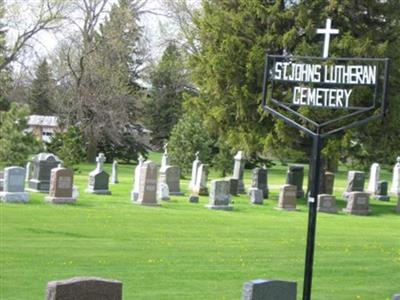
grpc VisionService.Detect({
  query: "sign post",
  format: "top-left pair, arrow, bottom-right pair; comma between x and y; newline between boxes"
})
261,18 -> 389,300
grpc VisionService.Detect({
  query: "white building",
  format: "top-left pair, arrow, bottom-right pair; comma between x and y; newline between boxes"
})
27,115 -> 59,143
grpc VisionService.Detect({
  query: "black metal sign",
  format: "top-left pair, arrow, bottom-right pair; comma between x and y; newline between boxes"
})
261,18 -> 389,300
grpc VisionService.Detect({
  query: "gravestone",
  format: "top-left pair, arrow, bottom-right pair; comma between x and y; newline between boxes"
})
286,165 -> 304,198
249,188 -> 263,205
0,166 -> 29,203
192,164 -> 208,196
158,182 -> 170,201
322,172 -> 335,195
159,165 -> 183,196
111,160 -> 119,184
206,179 -> 232,210
317,194 -> 337,214
393,294 -> 400,300
277,184 -> 297,210
45,277 -> 122,300
131,155 -> 145,201
396,198 -> 400,214
343,171 -> 365,199
367,163 -> 380,194
251,167 -> 268,198
242,279 -> 297,300
161,143 -> 170,169
136,161 -> 159,206
375,181 -> 390,201
28,153 -> 62,192
232,151 -> 246,194
188,195 -> 199,203
228,178 -> 239,196
86,153 -> 111,195
25,162 -> 32,182
0,171 -> 3,192
189,151 -> 201,190
45,168 -> 76,204
391,156 -> 400,194
343,192 -> 370,215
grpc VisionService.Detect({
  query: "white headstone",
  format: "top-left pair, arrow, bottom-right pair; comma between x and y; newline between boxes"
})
189,151 -> 200,190
391,157 -> 400,195
367,163 -> 380,194
192,164 -> 208,195
96,153 -> 106,172
161,143 -> 169,169
0,166 -> 29,203
232,151 -> 245,193
158,182 -> 170,201
132,155 -> 145,202
111,160 -> 119,184
25,162 -> 32,182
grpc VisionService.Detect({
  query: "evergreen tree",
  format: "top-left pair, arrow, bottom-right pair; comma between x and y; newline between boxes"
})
0,103 -> 40,165
29,59 -> 54,115
144,42 -> 190,148
0,0 -> 11,111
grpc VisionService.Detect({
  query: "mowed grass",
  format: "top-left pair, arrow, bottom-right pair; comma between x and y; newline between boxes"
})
1,153 -> 399,300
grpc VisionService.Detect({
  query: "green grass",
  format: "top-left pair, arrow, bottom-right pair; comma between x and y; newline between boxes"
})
1,154 -> 399,300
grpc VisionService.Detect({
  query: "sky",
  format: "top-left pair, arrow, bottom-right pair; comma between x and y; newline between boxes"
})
5,0 -> 186,72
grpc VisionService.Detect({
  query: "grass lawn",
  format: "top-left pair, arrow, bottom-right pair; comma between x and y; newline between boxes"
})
1,152 -> 399,299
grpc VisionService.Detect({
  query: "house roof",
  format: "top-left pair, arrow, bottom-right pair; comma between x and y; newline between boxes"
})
28,115 -> 58,127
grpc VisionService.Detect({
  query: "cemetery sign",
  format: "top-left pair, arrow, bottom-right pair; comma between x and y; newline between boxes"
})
261,18 -> 389,300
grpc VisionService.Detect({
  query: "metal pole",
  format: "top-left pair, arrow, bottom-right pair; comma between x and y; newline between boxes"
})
302,129 -> 323,300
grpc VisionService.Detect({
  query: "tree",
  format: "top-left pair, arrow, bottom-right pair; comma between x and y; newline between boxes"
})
0,0 -> 11,111
1,0 -> 65,71
46,125 -> 86,168
0,103 -> 40,165
60,0 -> 146,162
144,42 -> 191,147
29,59 -> 54,115
168,112 -> 214,176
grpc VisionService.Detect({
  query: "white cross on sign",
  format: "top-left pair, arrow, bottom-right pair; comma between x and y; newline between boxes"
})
317,18 -> 339,58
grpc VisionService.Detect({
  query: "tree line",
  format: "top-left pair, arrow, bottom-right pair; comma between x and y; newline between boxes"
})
1,0 -> 399,175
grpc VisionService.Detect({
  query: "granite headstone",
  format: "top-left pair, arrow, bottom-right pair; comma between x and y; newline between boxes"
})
242,279 -> 297,300
86,153 -> 111,195
343,171 -> 365,199
232,151 -> 246,194
251,167 -> 268,198
286,165 -> 304,198
131,155 -> 145,202
159,165 -> 183,195
28,153 -> 62,192
206,179 -> 232,210
343,192 -> 370,215
317,194 -> 337,214
0,166 -> 29,203
277,184 -> 297,210
136,160 -> 159,206
45,168 -> 75,204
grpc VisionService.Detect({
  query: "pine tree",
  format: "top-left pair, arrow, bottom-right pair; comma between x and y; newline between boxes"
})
144,42 -> 190,148
0,103 -> 40,165
29,59 -> 54,115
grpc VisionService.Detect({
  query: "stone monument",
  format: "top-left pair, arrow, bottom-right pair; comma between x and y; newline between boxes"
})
136,160 -> 159,206
45,277 -> 122,300
317,194 -> 337,214
192,164 -> 208,196
391,156 -> 400,194
25,161 -> 32,182
343,171 -> 365,199
367,163 -> 380,194
0,166 -> 29,203
249,188 -> 263,205
343,192 -> 370,215
321,172 -> 335,195
228,177 -> 239,196
189,151 -> 200,190
286,165 -> 304,198
0,171 -> 3,192
111,160 -> 119,184
159,165 -> 183,196
86,153 -> 111,195
277,184 -> 297,210
375,181 -> 390,201
232,151 -> 246,194
242,279 -> 297,300
251,167 -> 268,198
45,167 -> 76,204
206,179 -> 232,210
131,155 -> 145,202
158,182 -> 170,201
161,143 -> 170,169
28,153 -> 62,192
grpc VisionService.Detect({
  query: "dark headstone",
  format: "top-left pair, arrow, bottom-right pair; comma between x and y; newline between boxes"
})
286,165 -> 304,198
249,188 -> 263,205
343,171 -> 365,199
46,277 -> 122,300
28,153 -> 62,192
322,172 -> 335,195
228,178 -> 239,196
375,181 -> 390,201
86,153 -> 111,195
242,279 -> 297,300
232,151 -> 246,194
189,195 -> 199,203
392,294 -> 400,300
251,168 -> 268,198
